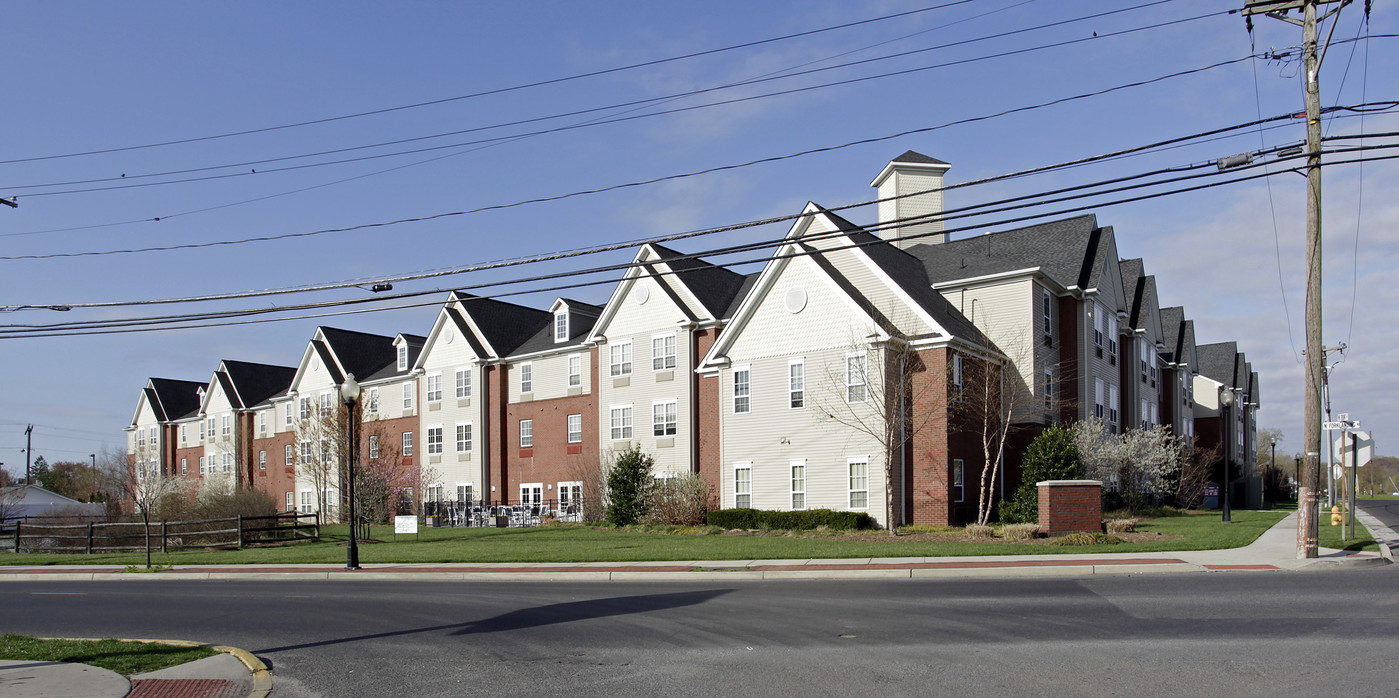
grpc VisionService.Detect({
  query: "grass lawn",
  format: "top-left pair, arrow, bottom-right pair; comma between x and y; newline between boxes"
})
0,635 -> 217,676
0,510 -> 1288,566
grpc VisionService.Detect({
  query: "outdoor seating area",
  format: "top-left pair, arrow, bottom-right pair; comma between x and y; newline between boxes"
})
423,499 -> 585,528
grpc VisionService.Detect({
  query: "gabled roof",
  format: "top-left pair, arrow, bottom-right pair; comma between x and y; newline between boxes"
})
891,150 -> 950,166
646,243 -> 750,319
1250,371 -> 1261,407
1160,306 -> 1185,364
145,378 -> 205,422
318,327 -> 399,383
218,360 -> 296,409
511,299 -> 602,357
449,293 -> 550,358
909,214 -> 1116,293
1196,342 -> 1239,387
1120,259 -> 1145,322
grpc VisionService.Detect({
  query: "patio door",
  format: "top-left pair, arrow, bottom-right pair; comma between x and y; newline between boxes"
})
520,483 -> 542,507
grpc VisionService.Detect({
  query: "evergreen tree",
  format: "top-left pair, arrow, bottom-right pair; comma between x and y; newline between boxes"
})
605,446 -> 654,526
999,425 -> 1084,523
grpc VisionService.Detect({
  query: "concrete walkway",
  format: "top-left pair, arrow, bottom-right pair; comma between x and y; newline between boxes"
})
0,512 -> 1389,698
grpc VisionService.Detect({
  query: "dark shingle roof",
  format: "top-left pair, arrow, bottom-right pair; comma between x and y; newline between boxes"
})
648,243 -> 750,319
453,294 -> 551,357
510,309 -> 599,357
722,273 -> 760,320
220,360 -> 296,408
1160,306 -> 1185,363
891,150 -> 950,166
1120,259 -> 1145,326
1196,342 -> 1239,386
318,327 -> 398,384
147,378 -> 205,422
908,214 -> 1107,291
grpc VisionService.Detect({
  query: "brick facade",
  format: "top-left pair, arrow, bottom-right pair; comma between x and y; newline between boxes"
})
1037,480 -> 1102,535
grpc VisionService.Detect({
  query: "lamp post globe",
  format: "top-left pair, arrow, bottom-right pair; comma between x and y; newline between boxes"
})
340,373 -> 361,570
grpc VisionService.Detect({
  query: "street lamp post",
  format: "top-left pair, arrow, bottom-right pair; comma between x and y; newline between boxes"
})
1269,437 -> 1277,504
1294,455 -> 1302,501
1219,386 -> 1234,524
340,373 -> 362,570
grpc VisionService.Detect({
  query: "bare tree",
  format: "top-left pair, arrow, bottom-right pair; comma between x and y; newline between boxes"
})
353,417 -> 409,524
816,331 -> 947,535
127,442 -> 192,568
291,396 -> 343,523
566,456 -> 605,523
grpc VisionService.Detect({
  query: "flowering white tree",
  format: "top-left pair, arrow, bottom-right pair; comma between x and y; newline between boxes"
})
1074,420 -> 1182,511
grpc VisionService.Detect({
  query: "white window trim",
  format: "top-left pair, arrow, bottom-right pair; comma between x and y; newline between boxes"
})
846,351 -> 868,404
455,422 -> 473,452
567,354 -> 582,388
520,419 -> 533,448
402,431 -> 414,457
402,383 -> 415,411
790,459 -> 806,510
397,344 -> 409,371
652,400 -> 677,437
610,340 -> 633,377
426,373 -> 443,403
789,358 -> 805,409
455,367 -> 473,398
848,457 -> 870,510
733,365 -> 751,414
427,425 -> 444,455
609,404 -> 634,441
651,332 -> 677,371
567,414 -> 582,444
953,458 -> 965,503
734,462 -> 752,509
519,362 -> 533,394
554,310 -> 569,343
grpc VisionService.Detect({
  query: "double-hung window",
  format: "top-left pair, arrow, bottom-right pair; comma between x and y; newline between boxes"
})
789,359 -> 804,408
951,354 -> 963,401
1093,304 -> 1105,357
1108,384 -> 1120,426
319,393 -> 333,416
1043,370 -> 1054,410
610,341 -> 632,377
259,450 -> 267,471
609,405 -> 633,440
653,400 -> 677,436
519,420 -> 533,448
734,463 -> 752,508
847,352 -> 868,403
790,460 -> 806,510
284,402 -> 293,426
427,426 -> 443,455
733,367 -> 751,414
848,458 -> 869,509
180,458 -> 188,475
402,383 -> 415,411
299,440 -> 312,465
397,344 -> 408,371
426,374 -> 442,403
1140,337 -> 1150,383
519,363 -> 533,394
568,355 -> 582,388
456,423 -> 472,452
258,411 -> 267,435
953,459 -> 965,503
1095,379 -> 1106,419
1042,291 -> 1053,343
652,334 -> 676,371
299,397 -> 312,421
402,431 -> 414,457
221,414 -> 231,436
1106,312 -> 1119,361
368,387 -> 379,413
455,367 -> 472,398
567,414 -> 582,443
369,435 -> 380,459
554,311 -> 569,342
284,444 -> 293,465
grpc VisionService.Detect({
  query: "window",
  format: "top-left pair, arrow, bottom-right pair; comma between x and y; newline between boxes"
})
456,484 -> 473,504
318,392 -> 333,416
1106,312 -> 1119,359
568,355 -> 582,388
299,440 -> 312,465
567,414 -> 582,443
258,411 -> 267,435
455,368 -> 472,398
849,458 -> 869,509
320,439 -> 332,466
136,428 -> 145,448
791,460 -> 806,510
221,414 -> 231,436
206,417 -> 216,439
519,420 -> 533,448
1108,384 -> 1120,425
1093,304 -> 1105,356
609,405 -> 633,440
397,344 -> 408,371
285,444 -> 293,465
733,368 -> 751,413
1042,291 -> 1053,337
1140,399 -> 1149,429
734,463 -> 752,508
1043,370 -> 1054,409
1094,379 -> 1105,419
321,489 -> 336,519
300,490 -> 313,514
222,452 -> 232,473
1150,402 -> 1159,426
181,425 -> 187,444
259,450 -> 267,471
199,419 -> 206,441
789,359 -> 805,408
367,387 -> 379,413
198,456 -> 206,475
369,435 -> 380,459
426,373 -> 442,402
285,492 -> 294,512
951,354 -> 963,400
427,426 -> 444,455
1140,337 -> 1150,382
652,334 -> 676,370
402,432 -> 414,457
284,402 -> 293,426
610,341 -> 632,377
554,310 -> 569,342
456,423 -> 473,452
953,458 -> 965,503
180,458 -> 187,475
299,397 -> 312,421
653,401 -> 677,436
847,353 -> 868,403
402,383 -> 414,411
519,363 -> 533,394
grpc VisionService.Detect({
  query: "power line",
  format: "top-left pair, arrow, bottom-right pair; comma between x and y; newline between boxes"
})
0,53 -> 1275,262
6,146 -> 1395,340
0,0 -> 982,167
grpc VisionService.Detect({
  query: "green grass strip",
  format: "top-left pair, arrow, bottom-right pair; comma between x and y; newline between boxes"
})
0,635 -> 218,676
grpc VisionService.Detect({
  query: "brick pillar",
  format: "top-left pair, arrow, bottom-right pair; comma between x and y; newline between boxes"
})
1037,480 -> 1102,535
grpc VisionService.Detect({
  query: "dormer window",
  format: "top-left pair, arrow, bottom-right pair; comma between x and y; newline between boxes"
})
397,344 -> 408,371
554,310 -> 569,342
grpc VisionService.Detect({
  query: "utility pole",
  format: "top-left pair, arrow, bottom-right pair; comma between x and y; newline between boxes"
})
24,424 -> 33,485
1240,0 -> 1350,560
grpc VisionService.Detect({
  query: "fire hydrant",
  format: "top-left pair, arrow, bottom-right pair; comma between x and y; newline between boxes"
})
1330,505 -> 1343,526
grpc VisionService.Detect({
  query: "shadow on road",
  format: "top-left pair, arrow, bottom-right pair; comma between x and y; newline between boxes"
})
255,589 -> 733,653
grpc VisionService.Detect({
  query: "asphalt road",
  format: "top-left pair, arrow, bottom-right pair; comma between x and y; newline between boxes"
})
4,567 -> 1397,697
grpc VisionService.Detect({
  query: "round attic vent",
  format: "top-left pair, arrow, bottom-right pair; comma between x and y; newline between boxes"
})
444,326 -> 455,343
634,284 -> 650,304
784,286 -> 807,313
310,357 -> 320,371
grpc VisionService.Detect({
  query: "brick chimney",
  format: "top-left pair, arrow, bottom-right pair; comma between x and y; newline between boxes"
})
870,151 -> 950,248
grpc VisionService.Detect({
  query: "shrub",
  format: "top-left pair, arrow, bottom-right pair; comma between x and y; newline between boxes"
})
999,425 -> 1084,524
706,508 -> 875,531
1051,531 -> 1124,546
642,473 -> 711,525
605,447 -> 655,527
965,523 -> 995,539
1105,518 -> 1138,534
999,523 -> 1041,541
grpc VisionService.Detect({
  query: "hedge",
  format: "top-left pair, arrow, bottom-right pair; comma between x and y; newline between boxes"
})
706,508 -> 875,531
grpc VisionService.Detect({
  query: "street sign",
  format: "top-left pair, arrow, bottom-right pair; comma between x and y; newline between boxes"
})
1323,420 -> 1360,430
1332,431 -> 1374,467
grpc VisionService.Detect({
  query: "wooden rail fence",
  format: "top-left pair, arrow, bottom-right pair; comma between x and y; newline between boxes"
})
0,512 -> 318,554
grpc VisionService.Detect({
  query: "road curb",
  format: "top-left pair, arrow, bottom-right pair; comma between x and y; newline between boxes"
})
213,644 -> 272,698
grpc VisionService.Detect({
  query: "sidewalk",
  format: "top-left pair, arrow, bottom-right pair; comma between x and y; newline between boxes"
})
0,512 -> 1388,698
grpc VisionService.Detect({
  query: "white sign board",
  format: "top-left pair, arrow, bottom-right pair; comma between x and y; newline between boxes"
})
1332,431 -> 1374,467
394,515 -> 419,535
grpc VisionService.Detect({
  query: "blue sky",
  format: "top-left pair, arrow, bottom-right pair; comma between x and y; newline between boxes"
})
2,0 -> 1395,475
